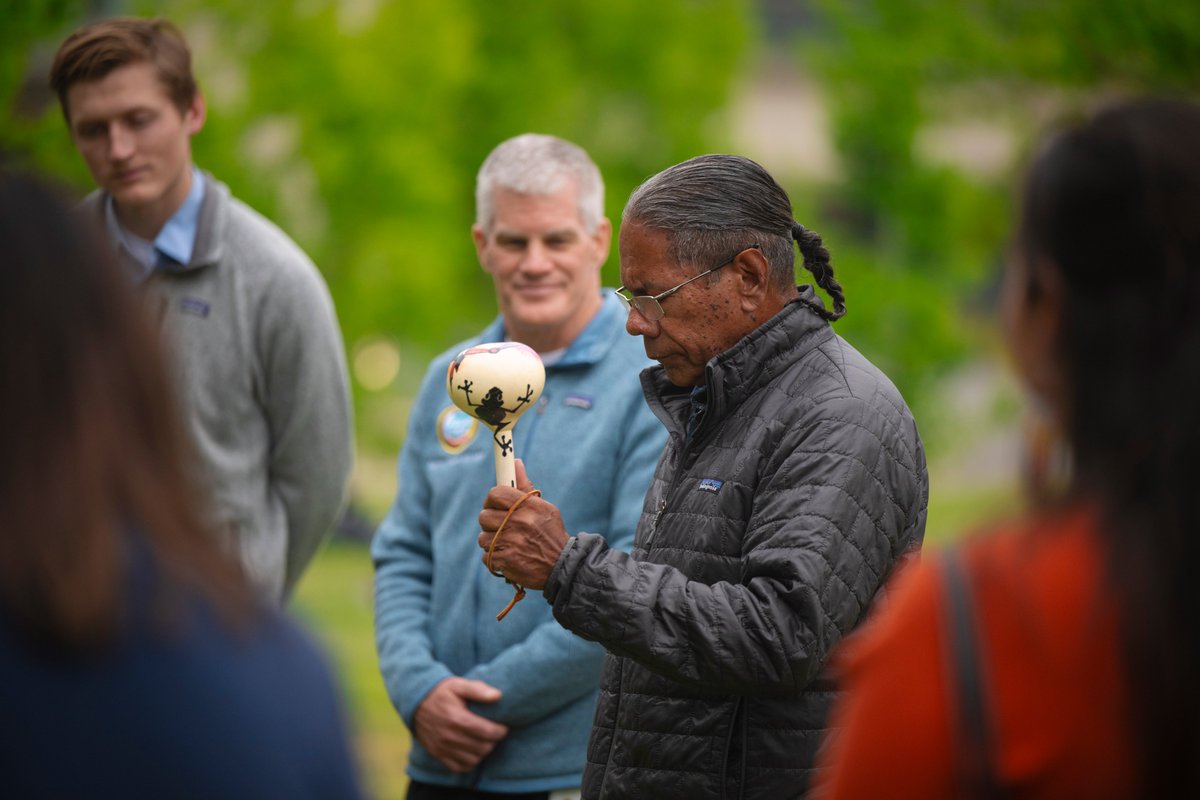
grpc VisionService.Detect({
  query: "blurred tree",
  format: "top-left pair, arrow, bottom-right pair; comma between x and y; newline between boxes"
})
7,0 -> 749,360
794,0 -> 1200,433
1,0 -> 90,177
5,0 -> 751,482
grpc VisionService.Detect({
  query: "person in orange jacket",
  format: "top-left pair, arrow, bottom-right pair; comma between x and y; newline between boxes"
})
817,98 -> 1200,798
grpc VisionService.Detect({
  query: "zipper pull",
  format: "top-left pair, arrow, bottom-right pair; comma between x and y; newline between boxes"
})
652,499 -> 667,532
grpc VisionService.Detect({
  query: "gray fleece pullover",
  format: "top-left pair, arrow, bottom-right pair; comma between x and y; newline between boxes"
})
82,173 -> 354,599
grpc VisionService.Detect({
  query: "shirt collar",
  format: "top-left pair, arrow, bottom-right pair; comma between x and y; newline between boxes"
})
104,200 -> 156,281
153,166 -> 206,266
104,166 -> 205,281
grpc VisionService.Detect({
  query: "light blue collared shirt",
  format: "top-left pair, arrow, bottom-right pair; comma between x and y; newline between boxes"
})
106,166 -> 206,282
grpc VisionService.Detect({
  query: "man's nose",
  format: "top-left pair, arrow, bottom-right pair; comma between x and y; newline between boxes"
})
520,241 -> 553,273
108,124 -> 135,161
625,306 -> 659,337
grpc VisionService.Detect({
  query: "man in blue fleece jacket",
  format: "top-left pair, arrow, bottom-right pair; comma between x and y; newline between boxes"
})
372,134 -> 665,799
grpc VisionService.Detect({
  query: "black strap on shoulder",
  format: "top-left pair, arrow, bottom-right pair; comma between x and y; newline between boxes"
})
940,551 -> 1004,800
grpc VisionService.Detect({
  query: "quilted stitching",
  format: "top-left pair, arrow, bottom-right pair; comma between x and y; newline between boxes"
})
551,296 -> 929,799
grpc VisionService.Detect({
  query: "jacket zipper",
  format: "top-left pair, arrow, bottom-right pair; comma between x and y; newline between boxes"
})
646,431 -> 691,544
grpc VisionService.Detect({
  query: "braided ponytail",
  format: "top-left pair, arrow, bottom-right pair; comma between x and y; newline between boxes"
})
792,221 -> 846,321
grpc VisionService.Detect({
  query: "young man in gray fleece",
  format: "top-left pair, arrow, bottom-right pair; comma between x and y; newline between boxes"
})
50,17 -> 354,601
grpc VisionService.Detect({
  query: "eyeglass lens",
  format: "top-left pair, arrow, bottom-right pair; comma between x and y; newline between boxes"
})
615,291 -> 664,321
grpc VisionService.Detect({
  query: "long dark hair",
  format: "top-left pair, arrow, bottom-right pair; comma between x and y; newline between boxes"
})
0,173 -> 253,652
1016,98 -> 1200,793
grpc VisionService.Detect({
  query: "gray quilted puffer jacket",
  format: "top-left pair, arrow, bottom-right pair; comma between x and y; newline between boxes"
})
544,290 -> 929,799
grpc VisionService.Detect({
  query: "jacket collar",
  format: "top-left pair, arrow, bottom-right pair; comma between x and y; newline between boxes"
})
187,171 -> 225,271
642,286 -> 835,436
80,171 -> 226,277
479,290 -> 625,370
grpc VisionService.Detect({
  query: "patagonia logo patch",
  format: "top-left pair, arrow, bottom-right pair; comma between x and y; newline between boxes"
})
436,405 -> 478,454
179,297 -> 210,318
563,393 -> 594,410
697,478 -> 724,493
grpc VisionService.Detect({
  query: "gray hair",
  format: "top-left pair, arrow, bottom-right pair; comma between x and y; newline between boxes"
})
475,133 -> 605,233
623,154 -> 846,319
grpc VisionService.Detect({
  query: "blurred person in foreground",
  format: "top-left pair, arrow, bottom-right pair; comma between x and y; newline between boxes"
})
0,172 -> 363,799
49,17 -> 353,601
816,98 -> 1200,798
372,134 -> 665,799
477,154 -> 929,798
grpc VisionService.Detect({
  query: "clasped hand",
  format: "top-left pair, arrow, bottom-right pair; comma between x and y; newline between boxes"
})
478,459 -> 569,590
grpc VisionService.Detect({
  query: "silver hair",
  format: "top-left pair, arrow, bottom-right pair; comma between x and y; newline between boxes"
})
475,133 -> 605,233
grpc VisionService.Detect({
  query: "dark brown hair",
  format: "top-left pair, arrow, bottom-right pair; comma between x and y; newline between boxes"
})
50,17 -> 197,120
0,172 -> 253,652
1016,98 -> 1200,794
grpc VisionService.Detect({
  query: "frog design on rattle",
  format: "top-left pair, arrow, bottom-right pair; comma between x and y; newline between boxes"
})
446,342 -> 545,488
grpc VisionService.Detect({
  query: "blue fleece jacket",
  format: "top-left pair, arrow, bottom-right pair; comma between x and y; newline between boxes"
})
372,293 -> 665,793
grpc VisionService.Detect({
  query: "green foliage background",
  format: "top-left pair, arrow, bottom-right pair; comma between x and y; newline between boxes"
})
5,1 -> 1198,797
6,0 -> 750,355
7,0 -> 1198,461
4,0 -> 758,518
794,0 -> 1200,427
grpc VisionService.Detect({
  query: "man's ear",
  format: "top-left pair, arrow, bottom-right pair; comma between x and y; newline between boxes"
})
472,224 -> 492,272
184,90 -> 206,136
591,216 -> 613,269
731,245 -> 771,312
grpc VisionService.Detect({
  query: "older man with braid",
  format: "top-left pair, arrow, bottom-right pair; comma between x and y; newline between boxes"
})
477,154 -> 929,799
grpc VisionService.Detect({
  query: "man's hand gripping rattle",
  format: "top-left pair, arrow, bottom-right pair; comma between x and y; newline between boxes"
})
447,342 -> 545,619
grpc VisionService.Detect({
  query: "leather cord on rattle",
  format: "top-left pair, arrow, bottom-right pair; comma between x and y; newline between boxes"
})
484,488 -> 542,621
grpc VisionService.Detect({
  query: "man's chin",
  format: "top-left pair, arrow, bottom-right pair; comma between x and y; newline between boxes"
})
107,179 -> 163,208
661,365 -> 702,388
507,300 -> 566,329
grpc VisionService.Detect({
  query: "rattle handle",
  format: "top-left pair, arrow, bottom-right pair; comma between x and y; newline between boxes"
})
493,437 -> 516,488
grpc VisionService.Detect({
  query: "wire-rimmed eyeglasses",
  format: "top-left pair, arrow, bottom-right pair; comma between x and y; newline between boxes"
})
614,243 -> 761,322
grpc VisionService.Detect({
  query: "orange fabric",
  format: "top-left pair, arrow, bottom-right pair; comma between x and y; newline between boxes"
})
817,508 -> 1137,798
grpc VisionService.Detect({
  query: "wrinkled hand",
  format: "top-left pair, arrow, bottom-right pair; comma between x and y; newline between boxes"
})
412,677 -> 508,773
478,459 -> 569,590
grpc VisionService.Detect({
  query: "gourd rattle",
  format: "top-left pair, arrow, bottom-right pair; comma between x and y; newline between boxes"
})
446,341 -> 545,488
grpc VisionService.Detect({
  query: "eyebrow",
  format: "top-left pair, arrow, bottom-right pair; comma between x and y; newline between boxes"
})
72,105 -> 157,127
493,228 -> 580,243
618,277 -> 653,295
620,264 -> 680,296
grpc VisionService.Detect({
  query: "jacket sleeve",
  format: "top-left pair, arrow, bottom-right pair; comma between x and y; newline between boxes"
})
371,370 -> 455,726
259,258 -> 355,597
464,388 -> 666,727
545,393 -> 925,695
